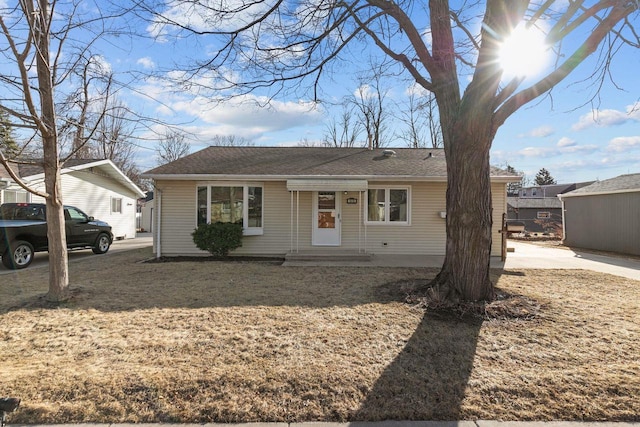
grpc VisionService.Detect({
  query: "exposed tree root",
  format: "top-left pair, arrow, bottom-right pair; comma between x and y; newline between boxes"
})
379,279 -> 542,321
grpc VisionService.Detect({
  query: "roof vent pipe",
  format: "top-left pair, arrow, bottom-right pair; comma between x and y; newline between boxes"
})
382,149 -> 396,157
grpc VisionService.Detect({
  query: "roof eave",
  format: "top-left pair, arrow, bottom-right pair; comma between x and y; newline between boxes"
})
143,173 -> 516,183
142,173 -> 446,181
559,187 -> 640,199
20,159 -> 146,198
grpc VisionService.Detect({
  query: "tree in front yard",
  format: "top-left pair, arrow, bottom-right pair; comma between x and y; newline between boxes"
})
140,1 -> 638,302
0,1 -> 130,302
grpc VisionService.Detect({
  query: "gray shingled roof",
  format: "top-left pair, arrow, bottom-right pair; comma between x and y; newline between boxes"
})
143,146 -> 516,179
507,197 -> 562,209
562,173 -> 640,196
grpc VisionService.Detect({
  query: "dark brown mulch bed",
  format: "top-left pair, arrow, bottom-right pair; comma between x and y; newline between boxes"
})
146,255 -> 285,264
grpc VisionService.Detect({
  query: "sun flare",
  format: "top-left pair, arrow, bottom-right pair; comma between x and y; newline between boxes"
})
499,24 -> 550,79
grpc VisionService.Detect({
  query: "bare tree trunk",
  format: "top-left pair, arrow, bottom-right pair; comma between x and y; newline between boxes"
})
44,152 -> 69,302
429,117 -> 495,302
431,134 -> 494,303
34,0 -> 69,302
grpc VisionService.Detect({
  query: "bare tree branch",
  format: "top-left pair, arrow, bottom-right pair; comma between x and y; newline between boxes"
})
494,1 -> 638,129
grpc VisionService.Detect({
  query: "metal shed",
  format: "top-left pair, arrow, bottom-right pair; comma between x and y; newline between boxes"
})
558,173 -> 640,256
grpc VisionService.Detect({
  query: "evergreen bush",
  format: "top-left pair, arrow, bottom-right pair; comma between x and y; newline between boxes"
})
191,222 -> 243,257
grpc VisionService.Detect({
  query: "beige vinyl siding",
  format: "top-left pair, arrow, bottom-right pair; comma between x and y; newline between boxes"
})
156,180 -> 294,256
153,181 -> 195,256
29,171 -> 139,239
491,182 -> 507,257
339,191 -> 367,251
360,181 -> 446,255
240,181 -> 292,255
155,179 -> 509,257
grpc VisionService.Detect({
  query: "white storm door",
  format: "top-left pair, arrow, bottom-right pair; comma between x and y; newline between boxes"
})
312,191 -> 341,246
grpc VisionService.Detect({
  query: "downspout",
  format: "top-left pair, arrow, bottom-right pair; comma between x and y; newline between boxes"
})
358,190 -> 362,253
155,187 -> 162,259
559,195 -> 566,244
362,190 -> 368,252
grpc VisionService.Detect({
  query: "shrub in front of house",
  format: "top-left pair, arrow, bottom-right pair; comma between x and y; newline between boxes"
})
192,222 -> 243,257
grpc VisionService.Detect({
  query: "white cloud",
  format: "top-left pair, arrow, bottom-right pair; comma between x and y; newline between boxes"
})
140,86 -> 324,141
529,125 -> 554,138
572,102 -> 640,131
354,84 -> 375,100
517,142 -> 598,158
519,146 -> 556,158
557,137 -> 575,147
137,57 -> 155,69
607,136 -> 640,153
147,0 -> 272,41
560,144 -> 598,154
88,55 -> 112,76
405,82 -> 431,97
185,95 -> 323,134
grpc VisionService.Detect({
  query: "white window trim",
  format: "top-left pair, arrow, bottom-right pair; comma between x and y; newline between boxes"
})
537,211 -> 551,219
365,186 -> 411,226
196,182 -> 264,236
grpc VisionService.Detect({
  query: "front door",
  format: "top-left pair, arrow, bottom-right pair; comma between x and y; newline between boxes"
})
312,191 -> 341,246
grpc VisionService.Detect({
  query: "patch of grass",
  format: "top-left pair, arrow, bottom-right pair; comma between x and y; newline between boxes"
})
0,247 -> 638,422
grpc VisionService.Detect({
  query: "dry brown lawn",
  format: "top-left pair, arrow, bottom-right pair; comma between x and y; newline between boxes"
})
1,247 -> 638,423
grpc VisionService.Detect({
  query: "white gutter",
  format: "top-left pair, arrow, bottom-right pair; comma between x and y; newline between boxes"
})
558,187 -> 640,199
142,174 -> 522,185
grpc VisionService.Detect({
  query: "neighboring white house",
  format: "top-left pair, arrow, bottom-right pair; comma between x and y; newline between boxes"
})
142,146 -> 519,259
0,159 -> 146,239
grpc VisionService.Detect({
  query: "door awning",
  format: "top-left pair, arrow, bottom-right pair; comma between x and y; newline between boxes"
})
286,179 -> 368,192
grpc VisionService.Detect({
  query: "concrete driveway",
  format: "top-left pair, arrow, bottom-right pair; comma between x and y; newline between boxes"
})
287,241 -> 640,281
4,234 -> 637,282
0,233 -> 153,275
497,240 -> 640,281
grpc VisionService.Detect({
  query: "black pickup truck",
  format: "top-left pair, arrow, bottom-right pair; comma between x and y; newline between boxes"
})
0,203 -> 113,270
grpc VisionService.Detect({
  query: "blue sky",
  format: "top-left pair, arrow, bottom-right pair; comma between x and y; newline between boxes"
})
109,2 -> 639,185
4,1 -> 637,185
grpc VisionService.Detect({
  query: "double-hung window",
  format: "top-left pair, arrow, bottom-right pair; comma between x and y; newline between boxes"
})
111,197 -> 123,214
366,187 -> 410,224
197,184 -> 263,235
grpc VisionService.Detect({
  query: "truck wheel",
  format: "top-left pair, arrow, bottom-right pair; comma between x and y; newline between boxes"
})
92,233 -> 111,254
2,241 -> 35,270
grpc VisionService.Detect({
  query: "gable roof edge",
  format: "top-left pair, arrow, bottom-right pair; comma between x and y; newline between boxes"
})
17,159 -> 145,198
558,187 -> 640,199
